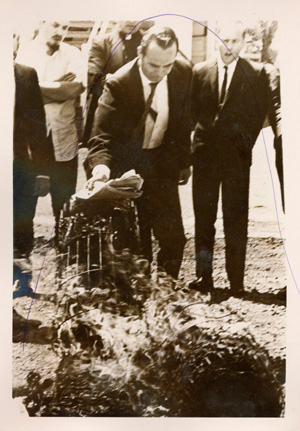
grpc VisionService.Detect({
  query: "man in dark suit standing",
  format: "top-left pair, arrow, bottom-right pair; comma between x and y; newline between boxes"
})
85,26 -> 192,281
190,22 -> 268,296
13,33 -> 49,295
13,35 -> 49,259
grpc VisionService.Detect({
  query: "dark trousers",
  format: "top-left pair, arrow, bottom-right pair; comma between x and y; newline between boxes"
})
47,135 -> 78,219
49,157 -> 78,218
192,148 -> 250,288
13,159 -> 38,257
136,176 -> 186,279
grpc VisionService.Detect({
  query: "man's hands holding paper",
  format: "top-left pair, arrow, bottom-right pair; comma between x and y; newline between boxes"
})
86,164 -> 111,190
79,167 -> 144,202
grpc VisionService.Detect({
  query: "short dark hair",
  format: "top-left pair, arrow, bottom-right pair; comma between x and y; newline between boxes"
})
139,25 -> 179,55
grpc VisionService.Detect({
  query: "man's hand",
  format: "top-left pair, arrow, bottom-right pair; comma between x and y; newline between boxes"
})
178,167 -> 191,185
55,72 -> 76,82
86,165 -> 111,190
35,176 -> 50,197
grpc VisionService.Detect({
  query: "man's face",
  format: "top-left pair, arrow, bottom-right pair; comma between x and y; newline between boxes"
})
218,25 -> 245,65
138,40 -> 177,83
119,21 -> 140,35
39,21 -> 69,49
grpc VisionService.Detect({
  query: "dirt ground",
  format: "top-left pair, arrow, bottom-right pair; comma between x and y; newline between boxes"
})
12,127 -> 287,412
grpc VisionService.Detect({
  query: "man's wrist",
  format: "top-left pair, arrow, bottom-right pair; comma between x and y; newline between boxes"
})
40,81 -> 61,90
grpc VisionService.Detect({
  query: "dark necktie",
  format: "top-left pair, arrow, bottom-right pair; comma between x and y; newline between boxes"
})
133,82 -> 158,141
219,65 -> 228,106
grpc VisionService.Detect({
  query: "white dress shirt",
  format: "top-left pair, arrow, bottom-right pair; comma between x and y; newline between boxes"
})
217,53 -> 238,102
17,38 -> 83,162
138,65 -> 169,149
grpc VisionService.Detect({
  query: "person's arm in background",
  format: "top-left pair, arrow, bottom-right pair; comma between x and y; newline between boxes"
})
264,63 -> 284,212
40,82 -> 84,103
40,75 -> 84,102
87,35 -> 109,97
178,63 -> 193,185
82,36 -> 112,145
41,45 -> 85,103
265,63 -> 282,139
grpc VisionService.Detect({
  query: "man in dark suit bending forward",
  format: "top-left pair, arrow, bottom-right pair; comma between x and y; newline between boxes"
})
85,26 -> 192,281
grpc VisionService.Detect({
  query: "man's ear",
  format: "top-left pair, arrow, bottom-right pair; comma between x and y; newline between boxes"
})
137,46 -> 142,58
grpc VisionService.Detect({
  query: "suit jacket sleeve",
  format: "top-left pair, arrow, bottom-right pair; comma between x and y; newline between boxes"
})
264,63 -> 281,140
88,35 -> 111,94
190,61 -> 218,146
178,66 -> 192,169
191,64 -> 203,128
27,68 -> 50,175
84,77 -> 125,177
14,65 -> 49,175
164,60 -> 192,170
88,34 -> 110,76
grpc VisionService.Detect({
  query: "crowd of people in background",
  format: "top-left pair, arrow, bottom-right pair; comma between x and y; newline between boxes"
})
13,20 -> 283,298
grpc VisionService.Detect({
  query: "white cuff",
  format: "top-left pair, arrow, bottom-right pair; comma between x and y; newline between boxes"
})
92,164 -> 111,180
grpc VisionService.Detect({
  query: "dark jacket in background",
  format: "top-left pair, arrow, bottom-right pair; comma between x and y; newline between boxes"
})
88,29 -> 143,95
14,63 -> 49,175
13,63 -> 48,257
83,29 -> 143,144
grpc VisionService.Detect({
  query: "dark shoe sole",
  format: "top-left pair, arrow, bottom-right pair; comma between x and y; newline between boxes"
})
13,286 -> 34,299
189,278 -> 213,294
230,289 -> 245,298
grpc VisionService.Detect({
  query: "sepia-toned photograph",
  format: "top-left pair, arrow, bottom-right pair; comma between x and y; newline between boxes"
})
7,2 -> 299,425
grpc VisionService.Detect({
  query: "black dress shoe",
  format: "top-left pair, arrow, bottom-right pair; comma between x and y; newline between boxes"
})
230,287 -> 245,298
276,287 -> 286,301
189,276 -> 213,293
13,283 -> 34,299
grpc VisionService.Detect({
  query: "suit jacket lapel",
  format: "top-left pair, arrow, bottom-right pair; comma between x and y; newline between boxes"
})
210,62 -> 219,119
167,65 -> 176,130
128,59 -> 145,124
221,58 -> 244,109
209,61 -> 218,100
